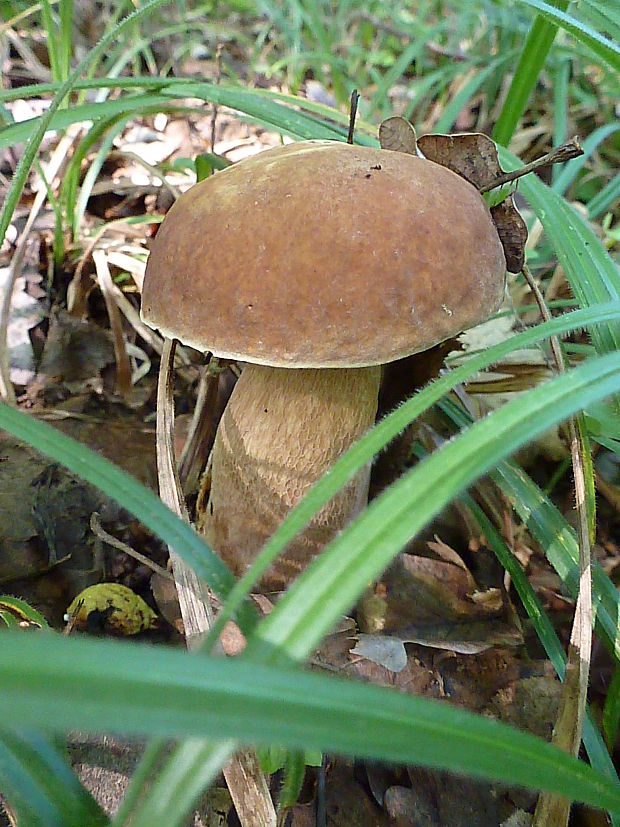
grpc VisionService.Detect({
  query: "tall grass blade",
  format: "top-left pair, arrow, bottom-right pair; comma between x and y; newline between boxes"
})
0,0 -> 172,249
516,0 -> 620,70
0,730 -> 108,827
493,0 -> 569,146
2,633 -> 620,814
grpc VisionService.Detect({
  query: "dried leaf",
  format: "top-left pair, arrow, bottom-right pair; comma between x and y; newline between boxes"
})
350,634 -> 408,673
417,132 -> 527,272
417,132 -> 501,189
378,116 -> 418,155
491,197 -> 528,273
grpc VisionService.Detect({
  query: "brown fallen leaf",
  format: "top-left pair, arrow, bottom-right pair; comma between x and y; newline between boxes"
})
378,116 -> 418,155
417,131 -> 527,272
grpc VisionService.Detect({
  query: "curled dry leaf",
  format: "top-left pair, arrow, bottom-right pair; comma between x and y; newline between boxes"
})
378,116 -> 418,155
358,549 -> 523,654
417,132 -> 527,273
489,197 -> 528,274
417,132 -> 502,189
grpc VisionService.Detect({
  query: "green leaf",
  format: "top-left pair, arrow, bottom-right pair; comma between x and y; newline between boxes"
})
2,632 -> 620,815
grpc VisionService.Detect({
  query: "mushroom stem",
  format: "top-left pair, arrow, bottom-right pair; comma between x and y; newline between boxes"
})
198,363 -> 381,590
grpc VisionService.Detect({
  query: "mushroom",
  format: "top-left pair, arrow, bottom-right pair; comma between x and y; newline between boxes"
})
141,140 -> 506,590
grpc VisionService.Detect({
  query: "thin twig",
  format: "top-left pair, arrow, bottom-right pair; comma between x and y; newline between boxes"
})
522,264 -> 592,827
178,357 -> 224,495
93,250 -> 132,399
89,512 -> 173,580
347,89 -> 360,145
478,138 -> 583,194
210,43 -> 224,153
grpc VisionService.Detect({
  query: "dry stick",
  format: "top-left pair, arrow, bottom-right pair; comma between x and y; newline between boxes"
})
178,357 -> 226,494
478,138 -> 583,194
0,125 -> 82,403
107,150 -> 182,201
93,250 -> 133,399
210,43 -> 224,153
347,89 -> 360,145
89,512 -> 173,581
521,265 -> 592,827
156,338 -> 277,827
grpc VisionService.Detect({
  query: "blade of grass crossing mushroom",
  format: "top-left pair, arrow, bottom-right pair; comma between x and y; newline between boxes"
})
202,303 -> 620,650
155,338 -> 276,827
246,350 -> 620,663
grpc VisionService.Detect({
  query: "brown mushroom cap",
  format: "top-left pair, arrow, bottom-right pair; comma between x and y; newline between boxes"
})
141,141 -> 506,367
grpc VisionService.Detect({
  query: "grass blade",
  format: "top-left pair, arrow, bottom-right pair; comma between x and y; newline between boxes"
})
493,0 -> 569,146
516,0 -> 620,70
0,403 -> 255,632
0,0 -> 172,249
0,730 -> 108,827
249,350 -> 620,662
3,632 -> 620,814
204,303 -> 620,643
440,399 -> 620,663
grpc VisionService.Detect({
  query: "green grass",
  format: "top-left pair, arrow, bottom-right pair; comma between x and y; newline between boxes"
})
0,0 -> 619,823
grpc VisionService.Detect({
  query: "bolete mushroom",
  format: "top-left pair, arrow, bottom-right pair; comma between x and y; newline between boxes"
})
141,140 -> 506,589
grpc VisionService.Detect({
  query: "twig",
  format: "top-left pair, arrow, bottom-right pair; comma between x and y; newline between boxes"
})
93,250 -> 132,399
347,89 -> 360,145
63,598 -> 84,636
107,150 -> 181,200
178,357 -> 224,495
522,264 -> 592,827
210,44 -> 224,153
89,512 -> 173,581
478,138 -> 583,194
